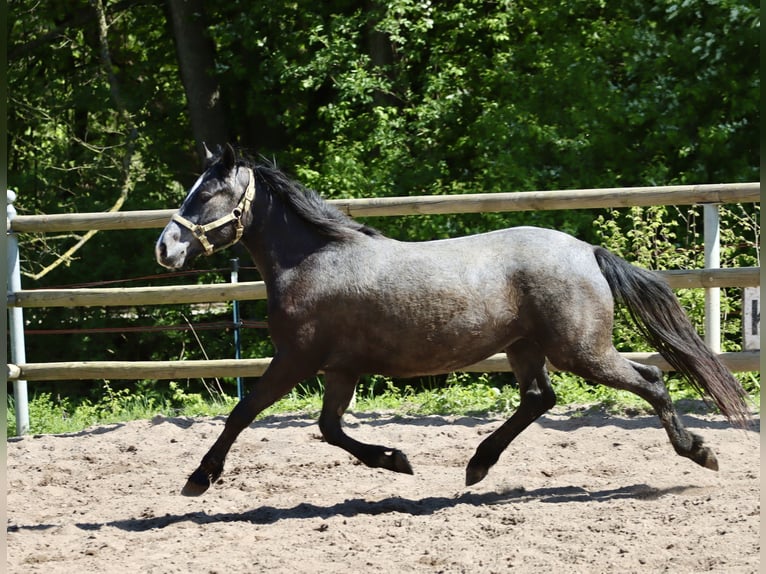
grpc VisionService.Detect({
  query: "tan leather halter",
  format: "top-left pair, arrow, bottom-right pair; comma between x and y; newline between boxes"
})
171,168 -> 256,256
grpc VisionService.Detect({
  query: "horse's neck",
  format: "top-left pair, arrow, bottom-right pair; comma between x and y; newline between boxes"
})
242,192 -> 330,282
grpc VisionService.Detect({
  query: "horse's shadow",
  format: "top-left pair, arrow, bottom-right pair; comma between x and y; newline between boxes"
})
7,422 -> 129,442
248,405 -> 759,433
70,482 -> 697,533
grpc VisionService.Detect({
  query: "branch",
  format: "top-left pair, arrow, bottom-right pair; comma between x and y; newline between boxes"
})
26,0 -> 140,281
22,193 -> 129,280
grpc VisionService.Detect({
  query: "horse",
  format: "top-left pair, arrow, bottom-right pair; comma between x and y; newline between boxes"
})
156,144 -> 750,497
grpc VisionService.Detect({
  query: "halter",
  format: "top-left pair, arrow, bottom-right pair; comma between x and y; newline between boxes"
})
171,167 -> 256,256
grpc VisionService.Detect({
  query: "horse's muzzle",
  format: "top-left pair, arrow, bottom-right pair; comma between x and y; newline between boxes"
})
156,221 -> 190,269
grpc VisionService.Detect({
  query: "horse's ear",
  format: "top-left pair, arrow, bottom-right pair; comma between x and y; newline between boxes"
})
222,143 -> 236,171
202,142 -> 215,167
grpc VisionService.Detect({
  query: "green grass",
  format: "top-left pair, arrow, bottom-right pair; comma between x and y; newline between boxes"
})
6,372 -> 760,437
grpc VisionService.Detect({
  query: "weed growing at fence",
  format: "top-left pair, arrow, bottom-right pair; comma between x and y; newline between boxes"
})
8,371 -> 758,438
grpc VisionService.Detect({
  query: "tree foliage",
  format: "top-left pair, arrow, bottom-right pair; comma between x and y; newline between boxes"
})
7,0 -> 760,399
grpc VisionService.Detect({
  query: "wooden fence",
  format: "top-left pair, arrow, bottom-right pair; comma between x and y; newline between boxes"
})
6,182 -> 761,433
8,182 -> 759,232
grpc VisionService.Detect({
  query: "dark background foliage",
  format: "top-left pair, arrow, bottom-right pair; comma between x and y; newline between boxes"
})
7,0 -> 760,400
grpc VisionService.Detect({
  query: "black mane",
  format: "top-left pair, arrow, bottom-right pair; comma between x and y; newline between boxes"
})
242,159 -> 381,240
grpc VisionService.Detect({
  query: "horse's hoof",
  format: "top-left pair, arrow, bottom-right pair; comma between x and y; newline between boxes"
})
688,434 -> 719,471
465,464 -> 488,487
466,451 -> 493,485
390,450 -> 414,475
696,448 -> 719,471
181,468 -> 212,496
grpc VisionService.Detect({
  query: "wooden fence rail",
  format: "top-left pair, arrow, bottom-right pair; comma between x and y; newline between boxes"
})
7,351 -> 760,382
8,182 -> 760,233
7,267 -> 760,308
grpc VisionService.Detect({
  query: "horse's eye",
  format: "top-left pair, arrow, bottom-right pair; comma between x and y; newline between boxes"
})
199,191 -> 214,204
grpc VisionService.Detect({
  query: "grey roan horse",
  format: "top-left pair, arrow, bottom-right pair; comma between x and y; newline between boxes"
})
156,144 -> 749,497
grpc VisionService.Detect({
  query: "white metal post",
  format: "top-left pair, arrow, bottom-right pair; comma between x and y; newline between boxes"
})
231,258 -> 243,400
703,203 -> 721,354
7,190 -> 29,435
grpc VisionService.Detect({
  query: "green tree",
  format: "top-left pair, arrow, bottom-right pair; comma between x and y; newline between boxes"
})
7,0 -> 759,402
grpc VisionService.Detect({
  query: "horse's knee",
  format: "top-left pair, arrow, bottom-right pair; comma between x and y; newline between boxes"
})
541,389 -> 556,411
523,386 -> 556,413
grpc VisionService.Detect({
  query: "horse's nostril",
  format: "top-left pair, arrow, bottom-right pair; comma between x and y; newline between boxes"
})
159,241 -> 167,260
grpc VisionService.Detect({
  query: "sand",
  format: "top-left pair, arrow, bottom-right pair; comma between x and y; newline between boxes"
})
7,407 -> 760,573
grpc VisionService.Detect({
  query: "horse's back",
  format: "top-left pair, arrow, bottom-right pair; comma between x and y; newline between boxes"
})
271,225 -> 613,377
397,226 -> 601,281
286,225 -> 606,308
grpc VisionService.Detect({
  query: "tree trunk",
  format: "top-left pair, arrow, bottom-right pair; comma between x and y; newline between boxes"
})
365,2 -> 397,108
166,0 -> 229,166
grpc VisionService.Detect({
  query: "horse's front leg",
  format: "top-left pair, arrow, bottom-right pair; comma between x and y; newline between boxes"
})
319,371 -> 413,475
182,355 -> 315,496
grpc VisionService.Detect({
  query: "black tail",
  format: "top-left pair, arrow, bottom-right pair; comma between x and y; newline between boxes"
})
593,247 -> 750,427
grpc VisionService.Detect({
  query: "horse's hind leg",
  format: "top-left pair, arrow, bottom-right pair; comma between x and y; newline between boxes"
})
569,350 -> 718,471
319,371 -> 413,475
466,340 -> 555,486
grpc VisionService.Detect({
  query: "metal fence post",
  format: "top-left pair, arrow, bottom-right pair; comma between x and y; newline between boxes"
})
703,203 -> 721,353
7,190 -> 29,435
231,258 -> 243,400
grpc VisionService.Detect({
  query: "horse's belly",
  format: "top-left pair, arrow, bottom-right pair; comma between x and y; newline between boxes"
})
321,325 -> 515,378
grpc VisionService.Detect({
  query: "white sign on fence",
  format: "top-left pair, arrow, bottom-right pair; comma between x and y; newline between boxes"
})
743,287 -> 760,350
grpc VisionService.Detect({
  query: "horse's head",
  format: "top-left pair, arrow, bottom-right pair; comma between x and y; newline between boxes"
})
156,144 -> 255,269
